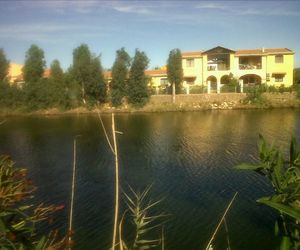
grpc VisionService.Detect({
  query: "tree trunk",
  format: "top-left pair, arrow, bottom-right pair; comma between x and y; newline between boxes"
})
82,84 -> 86,105
172,83 -> 175,104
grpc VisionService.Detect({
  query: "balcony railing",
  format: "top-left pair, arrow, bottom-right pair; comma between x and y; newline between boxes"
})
207,64 -> 230,71
239,64 -> 262,70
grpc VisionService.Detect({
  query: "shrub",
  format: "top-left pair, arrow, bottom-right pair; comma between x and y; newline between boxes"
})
244,85 -> 265,104
235,135 -> 300,249
0,155 -> 66,249
189,85 -> 206,94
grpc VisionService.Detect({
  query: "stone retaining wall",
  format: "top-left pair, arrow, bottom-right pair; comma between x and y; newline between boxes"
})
150,92 -> 297,105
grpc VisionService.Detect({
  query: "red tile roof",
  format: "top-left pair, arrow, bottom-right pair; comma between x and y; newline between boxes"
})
236,48 -> 293,55
181,51 -> 203,57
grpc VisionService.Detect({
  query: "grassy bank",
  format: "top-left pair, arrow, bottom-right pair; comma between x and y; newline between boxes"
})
1,97 -> 300,117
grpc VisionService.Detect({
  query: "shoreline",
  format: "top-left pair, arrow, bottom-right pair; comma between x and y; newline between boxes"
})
1,100 -> 300,117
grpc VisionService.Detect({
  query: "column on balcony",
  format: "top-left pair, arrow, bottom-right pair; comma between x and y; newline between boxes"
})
207,80 -> 211,94
217,78 -> 221,94
239,79 -> 244,93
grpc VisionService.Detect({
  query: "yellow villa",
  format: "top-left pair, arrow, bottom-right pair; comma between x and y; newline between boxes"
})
147,46 -> 294,94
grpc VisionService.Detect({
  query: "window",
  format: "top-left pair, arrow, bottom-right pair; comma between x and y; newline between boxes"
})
160,78 -> 168,85
186,58 -> 194,67
275,55 -> 284,63
274,74 -> 284,82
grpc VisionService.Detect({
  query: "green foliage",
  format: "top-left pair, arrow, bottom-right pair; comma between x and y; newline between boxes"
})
221,74 -> 239,93
86,56 -> 106,105
296,84 -> 300,100
0,82 -> 24,109
23,45 -> 46,83
0,155 -> 66,249
120,186 -> 165,250
294,68 -> 300,85
111,48 -> 131,107
167,49 -> 183,94
0,48 -> 9,82
48,60 -> 68,108
127,49 -> 150,106
244,85 -> 266,104
189,85 -> 206,94
72,44 -> 106,105
235,135 -> 300,249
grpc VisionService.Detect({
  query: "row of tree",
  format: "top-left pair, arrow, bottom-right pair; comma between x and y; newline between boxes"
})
0,45 -> 183,111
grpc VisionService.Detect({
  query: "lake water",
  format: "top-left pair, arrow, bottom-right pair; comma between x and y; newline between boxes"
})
1,109 -> 300,250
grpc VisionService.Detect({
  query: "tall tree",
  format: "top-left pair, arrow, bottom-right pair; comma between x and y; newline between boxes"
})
72,44 -> 106,105
72,44 -> 92,104
110,48 -> 131,107
23,45 -> 46,83
48,59 -> 66,107
86,56 -> 106,104
167,49 -> 183,103
127,49 -> 149,106
0,48 -> 9,82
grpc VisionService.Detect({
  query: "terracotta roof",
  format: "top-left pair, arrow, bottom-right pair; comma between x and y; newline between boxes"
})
43,69 -> 51,78
103,71 -> 112,78
181,51 -> 202,57
236,48 -> 293,55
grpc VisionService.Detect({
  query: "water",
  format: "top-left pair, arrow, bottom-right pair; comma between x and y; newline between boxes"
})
1,109 -> 300,250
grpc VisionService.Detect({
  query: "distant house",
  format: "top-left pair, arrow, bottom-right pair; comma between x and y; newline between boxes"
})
105,46 -> 294,94
8,63 -> 24,86
7,64 -> 51,87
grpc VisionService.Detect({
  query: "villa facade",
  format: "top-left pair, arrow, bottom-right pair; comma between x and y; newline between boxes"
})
147,46 -> 294,93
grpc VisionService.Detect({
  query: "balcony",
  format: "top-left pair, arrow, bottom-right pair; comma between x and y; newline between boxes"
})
239,64 -> 262,70
207,63 -> 230,71
207,53 -> 230,71
239,56 -> 262,70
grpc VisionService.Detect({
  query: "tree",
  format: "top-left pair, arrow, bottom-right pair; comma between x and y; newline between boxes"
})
86,56 -> 106,104
23,44 -> 46,83
110,48 -> 131,106
72,44 -> 106,105
48,59 -> 66,107
127,49 -> 150,106
72,44 -> 92,104
167,49 -> 183,103
0,48 -> 9,82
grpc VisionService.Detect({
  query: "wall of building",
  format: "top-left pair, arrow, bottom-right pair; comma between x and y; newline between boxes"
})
266,54 -> 294,86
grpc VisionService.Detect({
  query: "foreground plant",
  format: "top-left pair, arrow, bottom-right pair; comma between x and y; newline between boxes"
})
118,186 -> 166,250
235,135 -> 300,250
0,155 -> 65,249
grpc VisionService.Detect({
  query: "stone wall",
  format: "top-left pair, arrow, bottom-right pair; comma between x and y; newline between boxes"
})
150,92 -> 297,105
149,93 -> 247,105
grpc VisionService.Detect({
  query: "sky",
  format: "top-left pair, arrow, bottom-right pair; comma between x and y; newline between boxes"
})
0,0 -> 300,70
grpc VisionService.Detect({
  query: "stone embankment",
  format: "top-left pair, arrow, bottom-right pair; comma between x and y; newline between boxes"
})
147,92 -> 300,110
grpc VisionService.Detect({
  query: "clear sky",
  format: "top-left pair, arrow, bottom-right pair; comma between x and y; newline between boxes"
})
1,0 -> 300,70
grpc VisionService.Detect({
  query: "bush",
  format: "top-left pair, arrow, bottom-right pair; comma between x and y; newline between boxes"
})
0,155 -> 66,249
221,84 -> 237,93
244,85 -> 265,104
189,85 -> 206,94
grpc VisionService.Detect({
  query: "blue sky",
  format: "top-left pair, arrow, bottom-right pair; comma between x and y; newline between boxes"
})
1,0 -> 300,69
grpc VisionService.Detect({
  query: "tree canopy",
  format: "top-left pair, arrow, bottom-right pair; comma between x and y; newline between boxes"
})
0,48 -> 9,82
72,44 -> 106,105
23,44 -> 46,83
110,48 -> 131,106
167,48 -> 183,94
127,49 -> 150,106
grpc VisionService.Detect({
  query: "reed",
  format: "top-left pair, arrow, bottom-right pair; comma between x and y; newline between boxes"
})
67,138 -> 77,250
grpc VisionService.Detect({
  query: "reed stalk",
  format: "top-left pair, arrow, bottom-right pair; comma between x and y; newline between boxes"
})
68,138 -> 77,250
111,113 -> 119,250
204,192 -> 238,250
